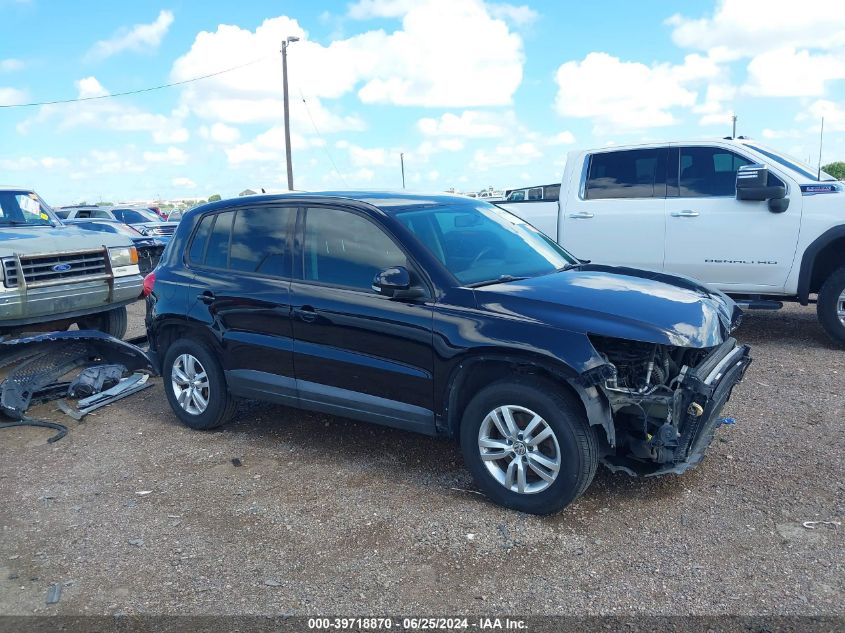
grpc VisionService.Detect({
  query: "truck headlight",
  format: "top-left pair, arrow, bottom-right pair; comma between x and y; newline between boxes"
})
109,246 -> 138,267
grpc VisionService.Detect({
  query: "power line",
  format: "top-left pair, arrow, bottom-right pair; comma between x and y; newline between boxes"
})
0,56 -> 272,109
298,88 -> 349,188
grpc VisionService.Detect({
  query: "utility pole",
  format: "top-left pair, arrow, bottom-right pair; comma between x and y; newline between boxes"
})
400,153 -> 406,189
731,114 -> 737,139
818,117 -> 825,180
281,36 -> 299,191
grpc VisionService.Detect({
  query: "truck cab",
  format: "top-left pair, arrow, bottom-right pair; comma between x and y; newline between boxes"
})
499,139 -> 845,344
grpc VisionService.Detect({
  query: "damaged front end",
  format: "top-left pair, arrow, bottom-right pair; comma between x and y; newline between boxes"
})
588,334 -> 751,476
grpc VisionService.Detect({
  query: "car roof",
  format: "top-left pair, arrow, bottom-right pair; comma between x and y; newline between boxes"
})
202,190 -> 481,215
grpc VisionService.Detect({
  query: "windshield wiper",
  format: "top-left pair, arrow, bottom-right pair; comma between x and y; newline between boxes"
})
0,220 -> 45,226
557,262 -> 586,272
469,274 -> 529,288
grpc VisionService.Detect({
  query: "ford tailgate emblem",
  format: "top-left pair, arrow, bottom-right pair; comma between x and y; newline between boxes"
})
52,263 -> 72,272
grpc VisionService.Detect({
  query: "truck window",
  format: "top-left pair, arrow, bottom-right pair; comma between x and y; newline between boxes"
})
586,149 -> 665,199
678,147 -> 751,197
543,184 -> 560,200
528,187 -> 543,200
507,190 -> 525,201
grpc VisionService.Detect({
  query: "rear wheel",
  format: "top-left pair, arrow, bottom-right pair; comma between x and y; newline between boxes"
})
162,339 -> 236,430
459,377 -> 598,515
77,306 -> 128,339
817,265 -> 845,346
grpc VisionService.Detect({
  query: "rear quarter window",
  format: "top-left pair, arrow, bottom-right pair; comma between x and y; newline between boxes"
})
586,149 -> 665,199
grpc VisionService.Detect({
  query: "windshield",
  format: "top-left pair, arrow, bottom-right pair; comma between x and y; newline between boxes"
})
0,190 -> 56,227
112,208 -> 161,224
73,221 -> 143,237
746,143 -> 835,182
394,203 -> 576,286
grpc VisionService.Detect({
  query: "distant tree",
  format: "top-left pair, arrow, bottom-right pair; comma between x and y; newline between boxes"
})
822,162 -> 845,180
97,201 -> 113,206
208,194 -> 222,202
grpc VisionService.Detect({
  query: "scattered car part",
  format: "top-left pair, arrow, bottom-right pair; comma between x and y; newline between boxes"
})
67,364 -> 126,399
0,418 -> 67,443
58,373 -> 151,421
0,330 -> 155,420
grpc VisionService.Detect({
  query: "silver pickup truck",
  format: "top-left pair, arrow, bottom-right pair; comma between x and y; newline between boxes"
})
0,187 -> 144,338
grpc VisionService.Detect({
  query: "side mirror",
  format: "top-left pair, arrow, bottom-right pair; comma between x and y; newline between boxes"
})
736,164 -> 789,213
371,266 -> 424,299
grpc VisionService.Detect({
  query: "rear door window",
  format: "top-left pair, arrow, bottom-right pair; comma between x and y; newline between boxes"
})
204,211 -> 234,269
229,207 -> 294,277
586,149 -> 666,199
188,214 -> 214,263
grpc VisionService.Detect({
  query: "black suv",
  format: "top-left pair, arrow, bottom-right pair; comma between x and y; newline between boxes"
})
145,192 -> 751,514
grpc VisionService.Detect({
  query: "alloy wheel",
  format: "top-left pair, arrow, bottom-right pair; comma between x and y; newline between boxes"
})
838,289 -> 845,327
171,353 -> 210,415
478,405 -> 561,494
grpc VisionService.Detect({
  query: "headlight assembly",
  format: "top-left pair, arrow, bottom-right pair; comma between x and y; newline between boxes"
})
109,246 -> 138,267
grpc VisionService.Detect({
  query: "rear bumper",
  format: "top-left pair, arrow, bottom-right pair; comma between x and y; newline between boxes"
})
0,274 -> 143,327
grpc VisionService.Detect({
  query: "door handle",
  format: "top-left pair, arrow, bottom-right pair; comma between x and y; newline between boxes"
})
670,210 -> 699,217
294,305 -> 317,323
569,211 -> 594,219
197,290 -> 215,304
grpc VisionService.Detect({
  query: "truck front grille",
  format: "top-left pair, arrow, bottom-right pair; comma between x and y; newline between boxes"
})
3,250 -> 108,288
148,225 -> 175,236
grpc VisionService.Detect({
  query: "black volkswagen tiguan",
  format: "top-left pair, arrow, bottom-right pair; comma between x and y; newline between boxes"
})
145,191 -> 751,514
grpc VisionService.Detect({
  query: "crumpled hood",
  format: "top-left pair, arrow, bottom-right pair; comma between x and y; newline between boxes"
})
474,264 -> 741,348
0,225 -> 134,255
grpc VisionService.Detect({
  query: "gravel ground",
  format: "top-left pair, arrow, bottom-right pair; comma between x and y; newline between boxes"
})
0,301 -> 842,616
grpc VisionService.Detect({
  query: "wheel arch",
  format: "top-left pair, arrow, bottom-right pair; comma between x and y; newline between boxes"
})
149,316 -> 223,372
797,226 -> 845,304
441,351 -> 615,448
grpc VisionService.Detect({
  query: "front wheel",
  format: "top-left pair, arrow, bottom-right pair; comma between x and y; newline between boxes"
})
459,377 -> 598,515
77,306 -> 128,339
817,265 -> 845,346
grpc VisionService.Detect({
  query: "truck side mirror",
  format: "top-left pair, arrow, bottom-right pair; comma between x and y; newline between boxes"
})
736,164 -> 789,213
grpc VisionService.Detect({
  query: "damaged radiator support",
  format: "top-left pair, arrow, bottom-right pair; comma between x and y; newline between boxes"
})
0,331 -> 157,437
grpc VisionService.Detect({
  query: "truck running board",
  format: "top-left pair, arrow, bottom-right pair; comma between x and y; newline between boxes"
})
733,299 -> 783,310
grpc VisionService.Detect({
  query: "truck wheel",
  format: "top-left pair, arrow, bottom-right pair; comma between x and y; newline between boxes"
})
77,306 -> 128,339
162,339 -> 236,430
459,376 -> 598,515
817,265 -> 845,346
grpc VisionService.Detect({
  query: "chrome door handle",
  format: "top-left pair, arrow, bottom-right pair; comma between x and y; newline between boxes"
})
670,210 -> 699,217
294,306 -> 317,323
569,212 -> 594,219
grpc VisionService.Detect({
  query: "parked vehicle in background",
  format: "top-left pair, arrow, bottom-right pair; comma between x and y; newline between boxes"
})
0,187 -> 143,338
499,138 -> 845,345
164,209 -> 184,222
62,205 -> 178,239
504,183 -> 561,202
64,219 -> 166,274
146,191 -> 750,514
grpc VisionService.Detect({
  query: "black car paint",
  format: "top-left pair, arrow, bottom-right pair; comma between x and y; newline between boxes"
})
147,192 -> 745,451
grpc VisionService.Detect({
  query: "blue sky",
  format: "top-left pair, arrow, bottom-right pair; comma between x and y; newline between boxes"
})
1,0 -> 844,204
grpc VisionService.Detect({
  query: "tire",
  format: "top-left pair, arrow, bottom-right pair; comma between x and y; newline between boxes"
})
162,339 -> 236,430
78,306 -> 128,339
459,376 -> 598,515
817,265 -> 845,346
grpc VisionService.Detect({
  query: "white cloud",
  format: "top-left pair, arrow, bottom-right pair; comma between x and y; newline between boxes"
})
744,48 -> 845,97
546,131 -> 576,146
17,76 -> 188,144
554,52 -> 720,131
0,86 -> 26,106
0,58 -> 23,72
336,140 -> 389,166
417,110 -> 512,138
798,100 -> 845,132
488,3 -> 538,26
0,156 -> 70,171
172,177 -> 197,189
171,1 -> 524,116
471,142 -> 542,171
224,126 -> 325,165
143,147 -> 188,165
86,10 -> 174,60
201,122 -> 241,144
347,0 -> 415,19
667,0 -> 845,61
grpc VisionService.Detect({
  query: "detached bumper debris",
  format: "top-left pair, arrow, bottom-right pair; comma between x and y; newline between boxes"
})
0,331 -> 156,439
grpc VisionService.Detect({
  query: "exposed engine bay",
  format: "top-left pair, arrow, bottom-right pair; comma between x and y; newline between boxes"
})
589,335 -> 752,476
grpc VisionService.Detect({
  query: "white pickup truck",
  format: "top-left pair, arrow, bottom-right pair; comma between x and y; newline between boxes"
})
499,138 -> 845,345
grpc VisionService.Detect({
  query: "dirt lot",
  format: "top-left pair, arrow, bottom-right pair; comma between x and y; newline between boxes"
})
0,301 -> 843,616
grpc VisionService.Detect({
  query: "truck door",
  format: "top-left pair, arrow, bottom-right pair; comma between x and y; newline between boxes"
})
663,145 -> 802,292
560,148 -> 667,271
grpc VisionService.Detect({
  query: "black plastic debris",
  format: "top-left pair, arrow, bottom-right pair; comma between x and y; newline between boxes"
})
68,364 -> 127,399
0,331 -> 157,438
